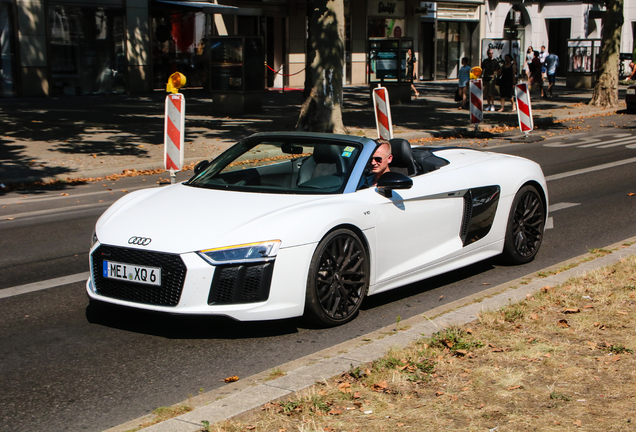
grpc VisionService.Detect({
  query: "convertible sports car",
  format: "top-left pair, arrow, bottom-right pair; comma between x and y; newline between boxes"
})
87,132 -> 548,326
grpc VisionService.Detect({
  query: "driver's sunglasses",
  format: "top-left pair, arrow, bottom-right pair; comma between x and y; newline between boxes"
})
372,156 -> 384,163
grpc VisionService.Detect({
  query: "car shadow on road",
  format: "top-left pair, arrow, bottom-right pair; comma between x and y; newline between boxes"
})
85,301 -> 302,339
360,258 -> 499,313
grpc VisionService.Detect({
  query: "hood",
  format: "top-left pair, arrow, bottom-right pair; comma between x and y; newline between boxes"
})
95,183 -> 331,254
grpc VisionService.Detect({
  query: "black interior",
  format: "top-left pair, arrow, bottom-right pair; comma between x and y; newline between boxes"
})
388,138 -> 450,176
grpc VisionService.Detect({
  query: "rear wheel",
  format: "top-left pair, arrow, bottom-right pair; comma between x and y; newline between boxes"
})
304,229 -> 369,327
501,185 -> 546,264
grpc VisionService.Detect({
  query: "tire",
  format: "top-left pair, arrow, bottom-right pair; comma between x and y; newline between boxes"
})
304,229 -> 369,327
501,185 -> 546,264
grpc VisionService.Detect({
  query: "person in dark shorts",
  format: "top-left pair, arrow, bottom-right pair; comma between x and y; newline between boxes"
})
544,52 -> 559,98
406,49 -> 419,98
481,49 -> 500,111
497,54 -> 517,112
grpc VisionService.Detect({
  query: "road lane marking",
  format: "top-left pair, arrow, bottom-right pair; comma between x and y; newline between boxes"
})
549,202 -> 580,212
545,157 -> 636,182
0,184 -> 156,206
0,272 -> 89,300
0,202 -> 110,221
578,134 -> 635,148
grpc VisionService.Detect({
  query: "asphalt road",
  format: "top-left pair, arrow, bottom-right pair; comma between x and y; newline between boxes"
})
1,114 -> 636,432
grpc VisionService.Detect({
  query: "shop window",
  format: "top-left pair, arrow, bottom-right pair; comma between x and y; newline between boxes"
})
152,12 -> 210,90
0,2 -> 16,97
49,5 -> 125,96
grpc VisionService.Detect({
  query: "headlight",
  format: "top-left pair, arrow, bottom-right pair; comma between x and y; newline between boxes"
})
91,230 -> 98,248
198,240 -> 281,265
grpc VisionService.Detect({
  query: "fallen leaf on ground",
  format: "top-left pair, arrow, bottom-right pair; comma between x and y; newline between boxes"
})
530,314 -> 539,320
562,308 -> 580,314
507,385 -> 522,390
223,375 -> 239,382
338,382 -> 352,394
557,319 -> 570,328
373,381 -> 388,392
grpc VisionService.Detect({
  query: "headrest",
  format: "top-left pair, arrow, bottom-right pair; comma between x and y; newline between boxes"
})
389,139 -> 414,168
313,145 -> 340,164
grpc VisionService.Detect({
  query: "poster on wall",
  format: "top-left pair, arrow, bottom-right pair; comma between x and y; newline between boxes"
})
481,39 -> 521,74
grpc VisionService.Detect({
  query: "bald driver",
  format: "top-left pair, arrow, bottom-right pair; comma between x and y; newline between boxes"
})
359,139 -> 393,189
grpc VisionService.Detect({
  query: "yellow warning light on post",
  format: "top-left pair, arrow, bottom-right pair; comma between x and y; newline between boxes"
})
469,66 -> 482,80
167,72 -> 186,94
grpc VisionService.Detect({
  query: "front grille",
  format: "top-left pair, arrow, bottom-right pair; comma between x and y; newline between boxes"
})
91,245 -> 187,306
208,261 -> 274,305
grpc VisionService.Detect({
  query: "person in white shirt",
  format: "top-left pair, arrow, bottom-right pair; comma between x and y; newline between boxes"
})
539,46 -> 548,78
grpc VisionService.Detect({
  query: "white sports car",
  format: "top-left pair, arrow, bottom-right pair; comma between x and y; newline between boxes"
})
87,133 -> 548,326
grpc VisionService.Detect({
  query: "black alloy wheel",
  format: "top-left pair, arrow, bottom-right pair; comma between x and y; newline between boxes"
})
502,185 -> 546,264
304,229 -> 369,326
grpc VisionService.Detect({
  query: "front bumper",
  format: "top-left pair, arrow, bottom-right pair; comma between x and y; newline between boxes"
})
86,242 -> 315,321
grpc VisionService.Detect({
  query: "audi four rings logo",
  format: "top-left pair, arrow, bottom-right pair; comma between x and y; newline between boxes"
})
128,236 -> 152,246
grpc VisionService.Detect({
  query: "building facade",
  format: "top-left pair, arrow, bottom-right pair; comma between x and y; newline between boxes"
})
0,0 -> 633,98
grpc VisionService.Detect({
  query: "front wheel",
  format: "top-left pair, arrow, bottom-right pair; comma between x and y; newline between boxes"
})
501,185 -> 546,264
304,229 -> 369,327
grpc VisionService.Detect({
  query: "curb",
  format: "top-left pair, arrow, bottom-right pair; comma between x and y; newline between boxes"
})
106,236 -> 636,432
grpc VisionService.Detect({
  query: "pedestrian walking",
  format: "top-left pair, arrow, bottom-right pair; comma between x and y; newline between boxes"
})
529,51 -> 545,98
406,48 -> 419,98
481,49 -> 500,112
544,51 -> 559,98
539,46 -> 548,79
497,54 -> 517,112
457,57 -> 471,109
523,46 -> 534,78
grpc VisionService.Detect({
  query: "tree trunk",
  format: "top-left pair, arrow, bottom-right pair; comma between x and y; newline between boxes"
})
296,0 -> 346,134
589,0 -> 624,108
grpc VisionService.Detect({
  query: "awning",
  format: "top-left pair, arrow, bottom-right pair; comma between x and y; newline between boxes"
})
153,0 -> 240,15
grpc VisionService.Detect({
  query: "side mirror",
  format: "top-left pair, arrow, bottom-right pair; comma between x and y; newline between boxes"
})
376,172 -> 413,198
194,160 -> 211,175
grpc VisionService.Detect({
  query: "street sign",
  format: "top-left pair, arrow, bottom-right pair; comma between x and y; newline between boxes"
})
372,85 -> 393,140
164,93 -> 185,172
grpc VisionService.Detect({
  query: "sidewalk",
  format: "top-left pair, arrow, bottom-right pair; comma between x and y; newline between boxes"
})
0,81 -> 623,188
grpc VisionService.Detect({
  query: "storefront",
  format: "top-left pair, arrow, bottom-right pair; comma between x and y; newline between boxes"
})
48,0 -> 126,96
430,1 -> 480,80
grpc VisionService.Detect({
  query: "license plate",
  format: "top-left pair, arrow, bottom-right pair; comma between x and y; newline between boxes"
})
103,260 -> 161,286
627,89 -> 635,95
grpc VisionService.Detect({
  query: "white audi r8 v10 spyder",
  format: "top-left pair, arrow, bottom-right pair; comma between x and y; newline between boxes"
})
87,133 -> 548,326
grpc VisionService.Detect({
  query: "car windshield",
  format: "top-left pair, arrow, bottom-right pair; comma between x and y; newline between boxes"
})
186,137 -> 362,194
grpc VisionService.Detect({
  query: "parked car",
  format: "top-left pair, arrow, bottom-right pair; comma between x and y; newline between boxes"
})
87,133 -> 548,326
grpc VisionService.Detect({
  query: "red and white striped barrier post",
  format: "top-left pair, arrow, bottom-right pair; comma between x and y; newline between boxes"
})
469,79 -> 483,128
164,93 -> 185,184
372,85 -> 393,140
515,82 -> 534,136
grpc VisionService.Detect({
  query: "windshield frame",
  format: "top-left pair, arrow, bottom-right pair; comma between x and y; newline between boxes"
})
186,134 -> 372,195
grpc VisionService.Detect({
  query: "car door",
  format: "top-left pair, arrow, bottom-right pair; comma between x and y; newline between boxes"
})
364,167 -> 469,291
